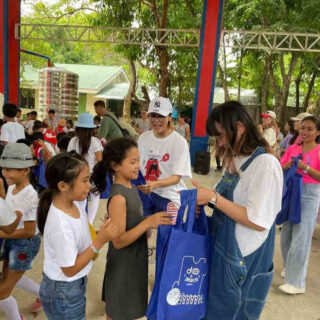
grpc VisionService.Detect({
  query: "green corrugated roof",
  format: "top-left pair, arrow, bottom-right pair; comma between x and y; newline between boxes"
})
55,64 -> 123,90
95,82 -> 129,100
21,64 -> 124,91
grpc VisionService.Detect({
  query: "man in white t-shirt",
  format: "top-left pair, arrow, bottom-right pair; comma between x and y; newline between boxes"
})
1,103 -> 25,144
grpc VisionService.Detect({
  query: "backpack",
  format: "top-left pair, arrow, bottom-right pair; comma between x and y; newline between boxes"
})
104,114 -> 131,137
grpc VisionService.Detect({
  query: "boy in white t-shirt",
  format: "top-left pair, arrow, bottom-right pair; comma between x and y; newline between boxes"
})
1,103 -> 25,144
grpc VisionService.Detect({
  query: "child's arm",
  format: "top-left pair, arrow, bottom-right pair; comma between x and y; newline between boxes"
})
109,194 -> 172,250
1,211 -> 22,234
0,179 -> 6,199
61,220 -> 120,278
0,220 -> 36,239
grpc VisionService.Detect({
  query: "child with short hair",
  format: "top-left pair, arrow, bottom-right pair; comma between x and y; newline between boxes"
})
38,151 -> 120,319
0,143 -> 41,319
1,103 -> 25,144
92,137 -> 172,320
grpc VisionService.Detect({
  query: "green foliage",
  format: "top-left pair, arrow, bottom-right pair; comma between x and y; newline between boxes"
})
21,0 -> 320,114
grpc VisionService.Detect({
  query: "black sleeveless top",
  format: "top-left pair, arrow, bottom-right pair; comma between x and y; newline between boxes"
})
102,184 -> 148,320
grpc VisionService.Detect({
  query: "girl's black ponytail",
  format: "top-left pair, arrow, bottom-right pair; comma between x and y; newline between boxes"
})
37,189 -> 54,235
92,138 -> 138,193
92,160 -> 110,193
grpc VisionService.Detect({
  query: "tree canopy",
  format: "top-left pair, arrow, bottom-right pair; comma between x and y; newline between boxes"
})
21,0 -> 320,122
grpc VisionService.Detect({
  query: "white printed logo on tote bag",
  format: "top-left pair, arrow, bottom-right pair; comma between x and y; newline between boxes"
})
166,256 -> 207,306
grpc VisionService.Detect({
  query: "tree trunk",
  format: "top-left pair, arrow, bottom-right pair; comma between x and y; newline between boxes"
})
295,62 -> 304,114
218,61 -> 230,101
267,53 -> 298,127
315,94 -> 320,115
260,57 -> 269,113
280,53 -> 299,125
237,49 -> 243,101
295,77 -> 301,114
156,46 -> 170,97
266,55 -> 281,113
123,58 -> 136,122
302,70 -> 318,111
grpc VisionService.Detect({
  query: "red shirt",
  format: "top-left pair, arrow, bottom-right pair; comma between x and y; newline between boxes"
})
43,129 -> 57,146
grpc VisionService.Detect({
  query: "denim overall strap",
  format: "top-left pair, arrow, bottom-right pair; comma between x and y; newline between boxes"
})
206,147 -> 276,320
239,147 -> 266,172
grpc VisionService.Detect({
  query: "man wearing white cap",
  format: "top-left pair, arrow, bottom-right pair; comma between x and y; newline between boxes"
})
259,110 -> 277,150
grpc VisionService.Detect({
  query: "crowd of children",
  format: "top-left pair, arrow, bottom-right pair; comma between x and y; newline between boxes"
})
0,99 -> 318,319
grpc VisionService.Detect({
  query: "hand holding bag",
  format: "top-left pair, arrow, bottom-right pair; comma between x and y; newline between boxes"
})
276,154 -> 303,225
147,189 -> 210,320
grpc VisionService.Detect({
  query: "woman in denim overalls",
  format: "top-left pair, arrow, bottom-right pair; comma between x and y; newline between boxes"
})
194,101 -> 283,320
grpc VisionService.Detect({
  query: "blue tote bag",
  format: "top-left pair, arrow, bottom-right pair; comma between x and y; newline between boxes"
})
100,173 -> 112,200
147,189 -> 210,320
131,171 -> 154,216
276,155 -> 303,225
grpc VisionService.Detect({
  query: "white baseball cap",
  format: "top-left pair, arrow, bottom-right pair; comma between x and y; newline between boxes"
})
290,112 -> 312,121
147,97 -> 173,117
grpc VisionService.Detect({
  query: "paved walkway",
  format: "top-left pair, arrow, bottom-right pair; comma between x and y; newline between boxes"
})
4,168 -> 320,319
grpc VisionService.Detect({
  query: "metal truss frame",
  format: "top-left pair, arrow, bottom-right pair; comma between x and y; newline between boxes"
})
222,30 -> 320,53
15,24 -> 200,48
16,24 -> 320,53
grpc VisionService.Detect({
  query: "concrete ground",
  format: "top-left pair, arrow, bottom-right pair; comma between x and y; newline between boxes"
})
2,167 -> 320,320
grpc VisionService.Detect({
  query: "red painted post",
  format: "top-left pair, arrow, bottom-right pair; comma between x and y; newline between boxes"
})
0,0 -> 20,105
190,0 -> 224,165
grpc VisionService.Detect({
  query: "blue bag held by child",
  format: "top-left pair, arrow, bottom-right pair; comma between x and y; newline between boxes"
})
131,171 -> 154,216
147,189 -> 210,320
276,154 -> 303,225
100,173 -> 112,200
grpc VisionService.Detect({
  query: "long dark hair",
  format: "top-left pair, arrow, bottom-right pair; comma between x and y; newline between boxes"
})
37,151 -> 87,235
75,127 -> 94,155
92,137 -> 137,193
287,119 -> 296,135
206,101 -> 273,171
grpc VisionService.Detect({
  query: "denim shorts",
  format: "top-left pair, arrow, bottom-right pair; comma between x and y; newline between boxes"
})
3,234 -> 41,271
40,273 -> 87,320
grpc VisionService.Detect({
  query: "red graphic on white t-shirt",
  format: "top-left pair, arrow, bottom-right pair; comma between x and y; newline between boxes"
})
162,153 -> 170,162
145,158 -> 161,181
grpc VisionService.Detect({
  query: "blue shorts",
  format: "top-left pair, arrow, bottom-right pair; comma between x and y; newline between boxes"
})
40,273 -> 87,320
3,234 -> 41,271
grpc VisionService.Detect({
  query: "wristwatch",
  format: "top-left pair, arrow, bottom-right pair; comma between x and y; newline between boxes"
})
207,191 -> 218,209
90,243 -> 100,254
303,165 -> 310,174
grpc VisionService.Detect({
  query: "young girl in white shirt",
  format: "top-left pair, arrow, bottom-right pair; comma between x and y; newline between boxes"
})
67,112 -> 103,224
37,151 -> 119,320
0,143 -> 41,320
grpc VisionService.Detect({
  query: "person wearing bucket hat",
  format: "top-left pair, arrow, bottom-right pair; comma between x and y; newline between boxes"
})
67,113 -> 103,224
0,143 -> 41,319
258,110 -> 277,150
